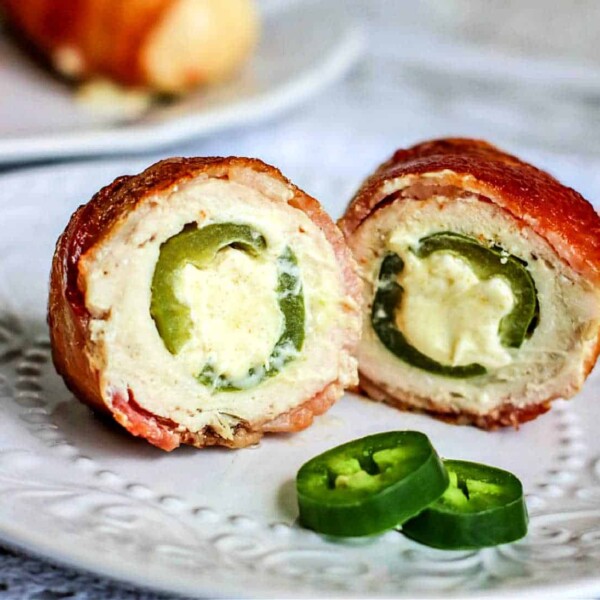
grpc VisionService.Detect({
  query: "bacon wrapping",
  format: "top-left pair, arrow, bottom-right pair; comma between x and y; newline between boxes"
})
0,0 -> 259,92
49,157 -> 361,450
339,138 -> 600,429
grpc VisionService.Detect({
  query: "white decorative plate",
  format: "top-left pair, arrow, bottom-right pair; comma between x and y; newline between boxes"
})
0,0 -> 362,165
1,156 -> 600,599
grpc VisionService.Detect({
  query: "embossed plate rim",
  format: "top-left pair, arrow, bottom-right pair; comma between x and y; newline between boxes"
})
1,528 -> 600,600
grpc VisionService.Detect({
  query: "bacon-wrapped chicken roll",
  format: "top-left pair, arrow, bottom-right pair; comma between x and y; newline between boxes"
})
339,138 -> 600,429
49,158 -> 361,450
0,0 -> 258,92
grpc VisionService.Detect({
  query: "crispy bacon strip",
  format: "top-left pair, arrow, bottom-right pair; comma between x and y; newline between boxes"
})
340,138 -> 600,283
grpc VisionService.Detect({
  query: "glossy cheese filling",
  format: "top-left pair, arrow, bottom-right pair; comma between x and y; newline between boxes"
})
395,251 -> 514,369
82,173 -> 358,438
177,248 -> 283,382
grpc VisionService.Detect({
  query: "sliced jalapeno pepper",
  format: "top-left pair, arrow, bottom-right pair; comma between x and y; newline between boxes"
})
151,223 -> 267,354
151,223 -> 305,391
296,431 -> 449,537
371,232 -> 539,378
402,459 -> 528,549
417,233 -> 538,348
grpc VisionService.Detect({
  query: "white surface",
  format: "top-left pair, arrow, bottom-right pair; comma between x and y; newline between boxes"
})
0,1 -> 362,165
0,157 -> 599,598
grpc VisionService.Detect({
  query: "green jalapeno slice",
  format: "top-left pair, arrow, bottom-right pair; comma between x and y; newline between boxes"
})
402,459 -> 528,549
371,232 -> 539,378
150,223 -> 305,391
296,431 -> 449,537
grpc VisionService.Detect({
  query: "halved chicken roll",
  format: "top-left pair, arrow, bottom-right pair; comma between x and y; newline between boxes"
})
49,157 -> 361,450
339,138 -> 600,429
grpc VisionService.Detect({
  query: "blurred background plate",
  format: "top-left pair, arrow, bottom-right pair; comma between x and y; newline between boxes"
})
0,0 -> 362,165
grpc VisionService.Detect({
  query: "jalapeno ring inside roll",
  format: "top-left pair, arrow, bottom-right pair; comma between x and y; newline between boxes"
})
371,232 -> 538,378
151,223 -> 305,391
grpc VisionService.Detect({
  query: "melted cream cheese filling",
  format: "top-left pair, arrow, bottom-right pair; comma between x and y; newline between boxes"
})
395,251 -> 514,369
176,248 -> 282,381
